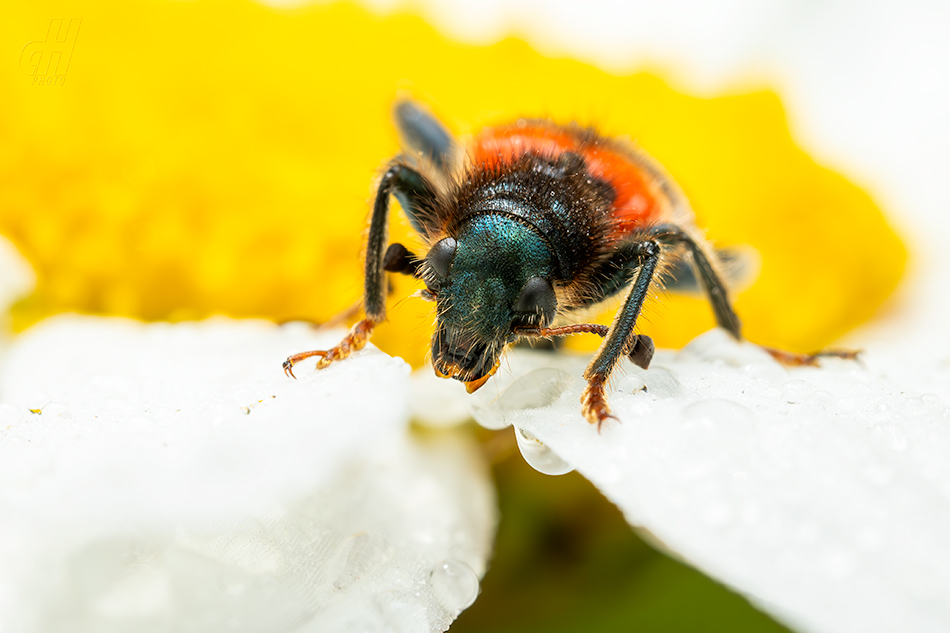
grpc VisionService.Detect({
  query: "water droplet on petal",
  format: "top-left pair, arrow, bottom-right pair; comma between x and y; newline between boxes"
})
782,379 -> 816,404
902,396 -> 928,416
616,374 -> 646,394
471,368 -> 573,430
805,389 -> 837,411
920,392 -> 943,407
682,399 -> 754,435
514,426 -> 573,475
430,559 -> 479,615
642,367 -> 683,398
328,533 -> 394,591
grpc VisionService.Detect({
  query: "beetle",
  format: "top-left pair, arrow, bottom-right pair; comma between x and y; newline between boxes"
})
283,101 -> 851,428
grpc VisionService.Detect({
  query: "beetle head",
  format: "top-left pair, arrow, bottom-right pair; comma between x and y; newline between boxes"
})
424,214 -> 558,392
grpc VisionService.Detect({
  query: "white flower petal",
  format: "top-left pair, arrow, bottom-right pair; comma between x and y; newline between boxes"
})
0,316 -> 495,632
470,329 -> 950,633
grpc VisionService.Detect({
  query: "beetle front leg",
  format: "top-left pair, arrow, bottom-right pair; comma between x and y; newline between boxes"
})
282,318 -> 377,378
582,240 -> 661,429
282,163 -> 436,378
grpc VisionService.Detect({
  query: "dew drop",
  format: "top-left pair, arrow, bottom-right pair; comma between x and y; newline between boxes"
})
805,389 -> 837,411
782,379 -> 816,404
327,533 -> 394,591
920,392 -> 943,409
514,426 -> 573,475
641,367 -> 683,398
902,396 -> 932,417
430,559 -> 479,615
616,374 -> 646,395
849,383 -> 875,400
470,368 -> 573,430
682,398 -> 754,434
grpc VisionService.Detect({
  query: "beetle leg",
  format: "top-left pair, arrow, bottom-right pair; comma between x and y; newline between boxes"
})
581,373 -> 617,430
283,318 -> 377,378
282,163 -> 437,378
516,323 -> 609,338
649,224 -> 742,340
572,242 -> 650,308
761,346 -> 862,367
648,224 -> 860,365
364,164 -> 437,320
583,240 -> 661,429
514,324 -> 654,369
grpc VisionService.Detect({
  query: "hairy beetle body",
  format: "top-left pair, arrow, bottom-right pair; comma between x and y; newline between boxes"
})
283,102 -> 851,428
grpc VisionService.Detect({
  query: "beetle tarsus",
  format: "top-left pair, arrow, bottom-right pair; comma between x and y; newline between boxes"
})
817,349 -> 862,362
282,318 -> 377,376
282,359 -> 297,379
282,349 -> 327,376
581,373 -> 618,432
762,345 -> 861,367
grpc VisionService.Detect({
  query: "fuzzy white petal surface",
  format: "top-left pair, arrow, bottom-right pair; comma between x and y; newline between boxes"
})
467,331 -> 950,633
0,316 -> 495,633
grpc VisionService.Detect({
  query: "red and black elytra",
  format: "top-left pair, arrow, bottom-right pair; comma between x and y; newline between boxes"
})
283,101 -> 855,429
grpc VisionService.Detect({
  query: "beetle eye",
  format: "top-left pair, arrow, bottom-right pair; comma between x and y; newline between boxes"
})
515,276 -> 557,325
427,237 -> 457,278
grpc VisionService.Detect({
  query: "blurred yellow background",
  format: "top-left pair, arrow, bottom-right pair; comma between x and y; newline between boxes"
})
1,0 -> 905,368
